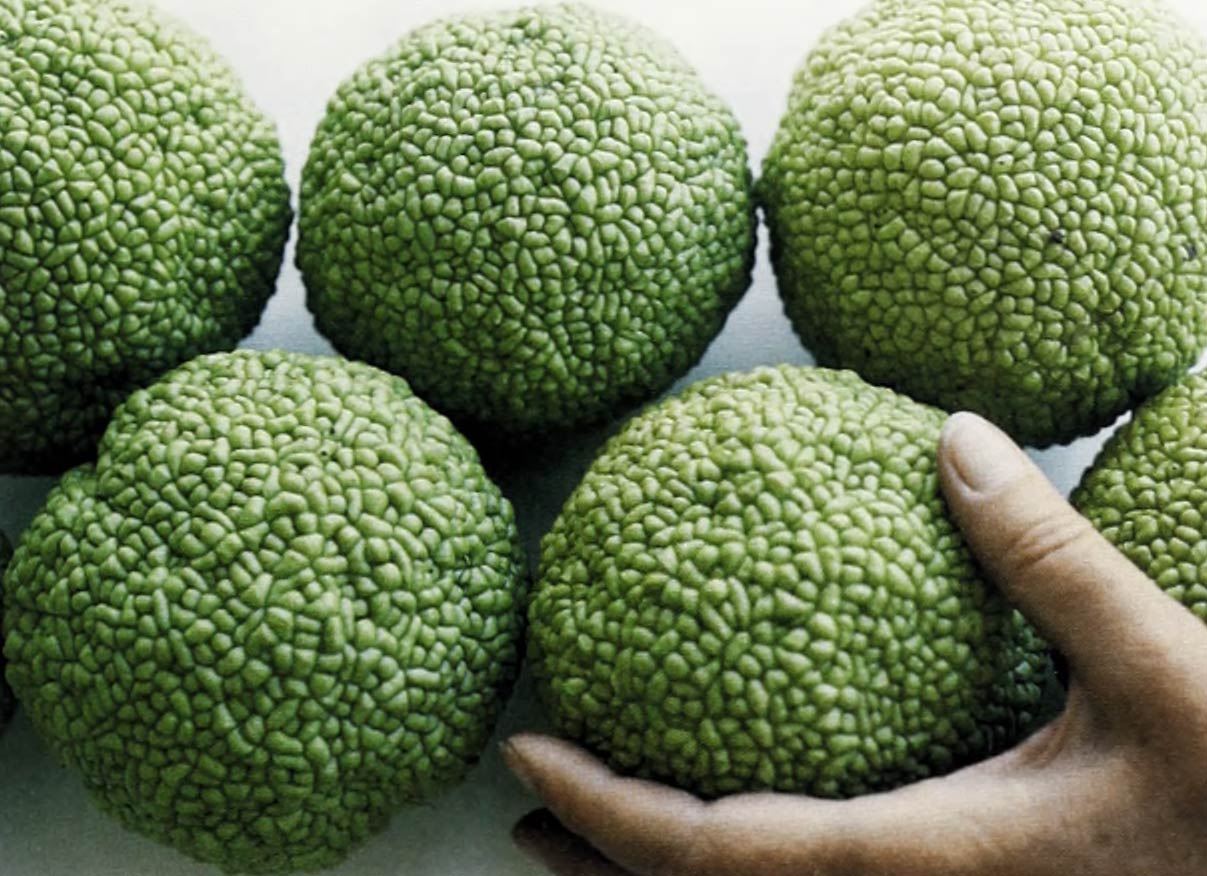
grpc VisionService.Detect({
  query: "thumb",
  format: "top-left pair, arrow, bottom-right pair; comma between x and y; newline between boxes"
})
936,412 -> 1207,702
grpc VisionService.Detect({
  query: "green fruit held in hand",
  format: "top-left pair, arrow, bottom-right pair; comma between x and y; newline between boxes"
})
298,3 -> 756,435
0,0 -> 292,473
1074,371 -> 1207,620
3,350 -> 527,873
529,366 -> 1050,799
760,0 -> 1207,447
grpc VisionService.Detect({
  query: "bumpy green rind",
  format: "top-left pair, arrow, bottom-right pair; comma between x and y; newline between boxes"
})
0,533 -> 12,730
529,365 -> 1049,799
3,350 -> 527,873
298,3 -> 756,434
1073,371 -> 1207,619
760,0 -> 1207,447
0,0 -> 292,473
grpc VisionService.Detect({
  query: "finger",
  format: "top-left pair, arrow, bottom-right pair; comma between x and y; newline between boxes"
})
503,734 -> 705,876
513,809 -> 634,876
501,732 -> 1100,876
937,412 -> 1207,705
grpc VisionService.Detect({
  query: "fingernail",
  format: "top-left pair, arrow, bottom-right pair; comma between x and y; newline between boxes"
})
940,412 -> 1030,492
501,738 -> 537,795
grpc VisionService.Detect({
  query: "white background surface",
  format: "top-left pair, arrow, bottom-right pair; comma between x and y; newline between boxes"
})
4,1 -> 1207,874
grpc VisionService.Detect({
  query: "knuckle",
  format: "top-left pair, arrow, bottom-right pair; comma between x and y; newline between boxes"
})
996,507 -> 1098,581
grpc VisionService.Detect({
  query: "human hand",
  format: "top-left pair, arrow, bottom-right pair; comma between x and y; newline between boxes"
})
502,412 -> 1207,875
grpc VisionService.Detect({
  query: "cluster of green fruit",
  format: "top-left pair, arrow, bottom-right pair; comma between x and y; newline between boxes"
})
2,0 -> 1207,872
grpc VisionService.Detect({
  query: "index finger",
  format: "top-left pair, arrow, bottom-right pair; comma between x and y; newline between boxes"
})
513,809 -> 633,876
503,734 -> 704,875
501,733 -> 1075,876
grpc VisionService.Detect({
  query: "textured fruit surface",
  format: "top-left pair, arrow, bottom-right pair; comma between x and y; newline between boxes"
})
0,533 -> 12,731
3,350 -> 527,873
530,366 -> 1049,798
760,0 -> 1207,447
298,3 -> 755,433
1074,371 -> 1207,620
0,0 -> 291,473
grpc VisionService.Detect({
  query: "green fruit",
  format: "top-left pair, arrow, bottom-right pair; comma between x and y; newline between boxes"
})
0,532 -> 12,732
1074,371 -> 1207,620
298,3 -> 756,434
760,0 -> 1207,447
529,365 -> 1049,799
0,0 -> 292,473
3,350 -> 527,873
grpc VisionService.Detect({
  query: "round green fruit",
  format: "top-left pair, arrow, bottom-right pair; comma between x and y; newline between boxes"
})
530,365 -> 1049,798
298,3 -> 756,434
3,350 -> 527,873
0,0 -> 291,473
760,0 -> 1207,447
1074,370 -> 1207,620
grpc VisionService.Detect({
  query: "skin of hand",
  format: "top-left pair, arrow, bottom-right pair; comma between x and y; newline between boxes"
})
501,411 -> 1207,876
